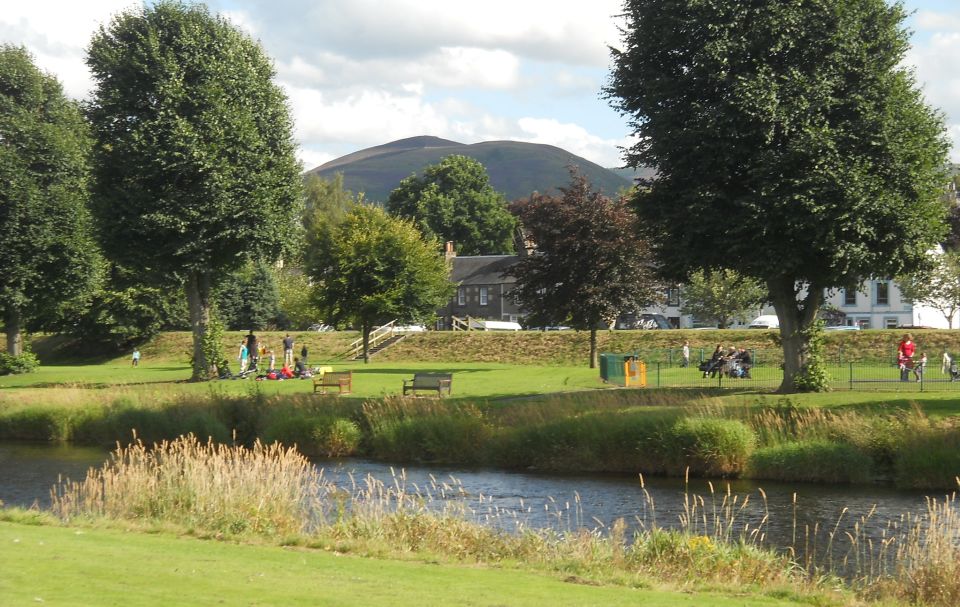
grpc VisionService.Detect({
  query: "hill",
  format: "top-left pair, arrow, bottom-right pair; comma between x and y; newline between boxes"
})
306,136 -> 632,203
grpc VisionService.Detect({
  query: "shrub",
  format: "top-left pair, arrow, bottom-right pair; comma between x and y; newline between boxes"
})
748,440 -> 871,484
664,417 -> 755,477
0,351 -> 39,375
894,425 -> 960,490
313,418 -> 362,458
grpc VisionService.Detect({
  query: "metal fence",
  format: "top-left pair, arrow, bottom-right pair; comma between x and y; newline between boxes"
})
640,360 -> 959,391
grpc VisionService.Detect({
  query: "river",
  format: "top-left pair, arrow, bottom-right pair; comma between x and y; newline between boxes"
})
0,442 -> 949,574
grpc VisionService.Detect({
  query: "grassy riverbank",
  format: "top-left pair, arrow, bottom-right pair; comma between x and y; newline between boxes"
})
8,436 -> 958,607
0,517 -> 816,607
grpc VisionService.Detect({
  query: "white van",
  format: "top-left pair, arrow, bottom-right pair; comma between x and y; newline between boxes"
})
748,315 -> 780,329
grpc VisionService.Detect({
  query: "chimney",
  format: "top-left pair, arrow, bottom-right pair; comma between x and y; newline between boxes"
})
444,241 -> 456,261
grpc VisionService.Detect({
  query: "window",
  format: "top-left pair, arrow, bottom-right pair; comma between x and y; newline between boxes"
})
885,317 -> 899,329
876,281 -> 889,306
857,318 -> 871,329
457,287 -> 465,306
843,289 -> 857,306
479,286 -> 489,306
667,286 -> 681,307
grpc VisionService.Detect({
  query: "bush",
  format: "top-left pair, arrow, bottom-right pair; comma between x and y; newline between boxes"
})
0,351 -> 39,375
664,418 -> 755,477
748,440 -> 871,484
314,418 -> 362,458
895,425 -> 960,490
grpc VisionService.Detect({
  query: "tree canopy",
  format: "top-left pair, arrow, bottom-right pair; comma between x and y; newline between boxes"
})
86,1 -> 302,379
387,155 -> 516,256
308,205 -> 453,362
680,270 -> 767,329
0,45 -> 102,358
508,168 -> 658,368
607,0 -> 949,391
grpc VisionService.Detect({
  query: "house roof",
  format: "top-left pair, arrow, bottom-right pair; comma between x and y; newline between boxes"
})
450,255 -> 520,285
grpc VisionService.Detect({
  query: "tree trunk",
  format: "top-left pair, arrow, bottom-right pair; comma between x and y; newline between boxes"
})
4,308 -> 23,357
186,270 -> 213,382
362,324 -> 370,364
589,327 -> 598,369
769,279 -> 822,393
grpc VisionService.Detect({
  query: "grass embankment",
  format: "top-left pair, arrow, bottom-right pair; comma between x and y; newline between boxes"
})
9,436 -> 960,606
26,328 -> 960,367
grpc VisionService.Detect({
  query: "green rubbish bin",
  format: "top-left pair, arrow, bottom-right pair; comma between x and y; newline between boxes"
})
600,353 -> 628,386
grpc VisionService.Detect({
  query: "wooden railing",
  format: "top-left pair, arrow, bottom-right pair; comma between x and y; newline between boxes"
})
451,315 -> 472,331
343,320 -> 397,359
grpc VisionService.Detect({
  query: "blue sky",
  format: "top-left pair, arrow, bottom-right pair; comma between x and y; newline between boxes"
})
3,1 -> 959,170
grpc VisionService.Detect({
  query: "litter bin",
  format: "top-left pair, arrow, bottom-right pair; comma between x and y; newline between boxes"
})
624,357 -> 647,388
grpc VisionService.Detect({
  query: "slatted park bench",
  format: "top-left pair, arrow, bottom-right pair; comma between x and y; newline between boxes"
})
313,370 -> 352,395
403,372 -> 453,397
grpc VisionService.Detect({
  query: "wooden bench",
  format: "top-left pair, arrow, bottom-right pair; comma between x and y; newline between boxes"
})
313,370 -> 352,395
403,372 -> 452,397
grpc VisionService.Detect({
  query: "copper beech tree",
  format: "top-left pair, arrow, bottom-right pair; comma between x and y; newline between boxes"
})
508,168 -> 659,368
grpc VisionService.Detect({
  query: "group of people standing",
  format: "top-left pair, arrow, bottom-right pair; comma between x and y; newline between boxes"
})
231,332 -> 310,379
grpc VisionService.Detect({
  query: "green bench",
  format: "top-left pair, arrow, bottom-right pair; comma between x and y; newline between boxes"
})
403,372 -> 453,397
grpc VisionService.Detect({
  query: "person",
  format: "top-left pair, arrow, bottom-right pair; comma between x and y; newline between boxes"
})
942,350 -> 951,375
702,344 -> 724,378
282,333 -> 294,367
897,333 -> 915,382
914,352 -> 927,382
279,363 -> 294,379
681,341 -> 690,368
268,349 -> 276,372
293,356 -> 309,378
131,348 -> 141,367
238,341 -> 249,374
737,347 -> 752,379
245,331 -> 258,366
300,343 -> 308,365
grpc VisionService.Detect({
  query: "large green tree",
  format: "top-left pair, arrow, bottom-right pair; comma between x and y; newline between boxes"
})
86,1 -> 302,380
607,0 -> 949,392
387,155 -> 516,255
308,205 -> 452,362
680,269 -> 767,329
0,45 -> 102,357
216,258 -> 281,331
508,169 -> 659,368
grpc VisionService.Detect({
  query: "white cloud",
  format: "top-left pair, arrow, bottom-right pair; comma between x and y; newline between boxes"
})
906,32 -> 960,161
915,11 -> 960,33
515,117 -> 627,168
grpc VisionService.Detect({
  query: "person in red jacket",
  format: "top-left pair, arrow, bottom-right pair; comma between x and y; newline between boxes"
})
897,333 -> 916,381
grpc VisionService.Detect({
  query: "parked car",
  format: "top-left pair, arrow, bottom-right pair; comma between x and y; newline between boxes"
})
824,325 -> 861,331
393,324 -> 427,332
616,313 -> 671,330
748,315 -> 780,329
308,323 -> 335,332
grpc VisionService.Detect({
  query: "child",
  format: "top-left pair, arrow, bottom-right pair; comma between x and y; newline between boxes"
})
131,349 -> 141,367
914,352 -> 927,382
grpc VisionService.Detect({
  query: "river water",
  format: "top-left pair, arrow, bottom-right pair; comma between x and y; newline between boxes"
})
0,442 -> 949,572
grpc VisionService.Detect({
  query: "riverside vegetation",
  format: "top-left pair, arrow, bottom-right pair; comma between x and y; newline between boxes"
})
5,435 -> 957,606
2,388 -> 959,490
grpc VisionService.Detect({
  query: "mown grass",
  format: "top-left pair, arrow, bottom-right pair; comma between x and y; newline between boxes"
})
0,517 -> 811,607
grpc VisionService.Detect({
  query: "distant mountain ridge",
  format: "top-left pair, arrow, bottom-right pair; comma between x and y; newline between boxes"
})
307,136 -> 633,203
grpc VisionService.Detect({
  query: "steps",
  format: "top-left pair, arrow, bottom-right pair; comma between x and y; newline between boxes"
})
351,333 -> 407,360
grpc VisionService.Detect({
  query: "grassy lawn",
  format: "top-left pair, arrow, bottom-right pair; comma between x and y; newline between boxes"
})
0,361 -> 608,403
0,520 -> 804,607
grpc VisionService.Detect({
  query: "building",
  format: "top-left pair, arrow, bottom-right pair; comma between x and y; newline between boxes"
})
438,253 -> 524,329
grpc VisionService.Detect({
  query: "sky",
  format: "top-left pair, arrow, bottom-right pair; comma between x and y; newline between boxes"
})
4,1 -> 960,171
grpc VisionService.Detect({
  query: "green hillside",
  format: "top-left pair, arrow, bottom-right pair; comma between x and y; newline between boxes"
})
306,136 -> 632,203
